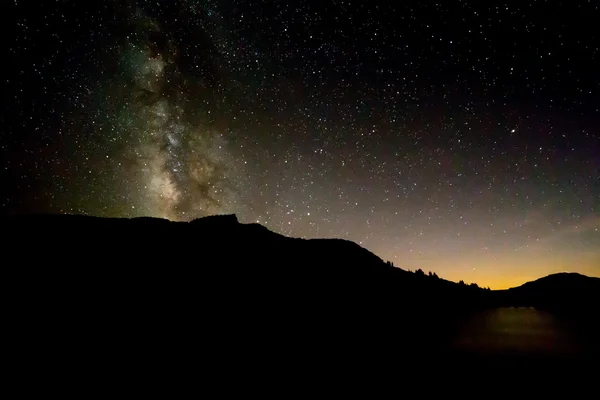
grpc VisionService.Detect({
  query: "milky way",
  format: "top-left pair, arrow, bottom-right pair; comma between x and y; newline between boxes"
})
105,7 -> 237,221
3,1 -> 599,288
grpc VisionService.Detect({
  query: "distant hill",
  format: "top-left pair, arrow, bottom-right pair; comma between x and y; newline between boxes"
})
512,271 -> 600,291
494,272 -> 600,315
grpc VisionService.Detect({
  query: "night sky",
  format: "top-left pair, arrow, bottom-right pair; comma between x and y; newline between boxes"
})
3,1 -> 599,288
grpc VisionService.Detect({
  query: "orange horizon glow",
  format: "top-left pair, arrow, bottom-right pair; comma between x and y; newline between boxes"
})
368,215 -> 600,290
382,250 -> 600,290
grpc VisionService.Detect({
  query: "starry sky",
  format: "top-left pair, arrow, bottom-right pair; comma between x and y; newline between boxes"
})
2,0 -> 599,288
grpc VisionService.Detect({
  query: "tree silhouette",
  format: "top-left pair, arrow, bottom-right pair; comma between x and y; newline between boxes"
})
428,271 -> 439,279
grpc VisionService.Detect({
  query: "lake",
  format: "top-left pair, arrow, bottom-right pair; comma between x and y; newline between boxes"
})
451,307 -> 583,357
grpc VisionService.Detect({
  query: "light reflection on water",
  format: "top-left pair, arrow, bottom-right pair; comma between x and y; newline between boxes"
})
452,307 -> 580,355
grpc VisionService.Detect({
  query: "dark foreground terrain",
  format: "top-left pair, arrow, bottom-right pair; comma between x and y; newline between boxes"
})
3,214 -> 599,392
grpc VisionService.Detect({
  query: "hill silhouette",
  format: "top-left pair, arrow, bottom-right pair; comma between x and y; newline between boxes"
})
500,272 -> 600,310
2,213 -> 599,390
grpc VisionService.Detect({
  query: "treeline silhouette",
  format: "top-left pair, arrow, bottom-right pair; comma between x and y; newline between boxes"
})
389,262 -> 491,289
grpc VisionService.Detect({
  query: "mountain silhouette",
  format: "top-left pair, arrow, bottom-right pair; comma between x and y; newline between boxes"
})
2,213 -> 599,391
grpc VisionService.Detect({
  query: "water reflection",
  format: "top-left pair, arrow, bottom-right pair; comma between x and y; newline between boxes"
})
452,307 -> 580,356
